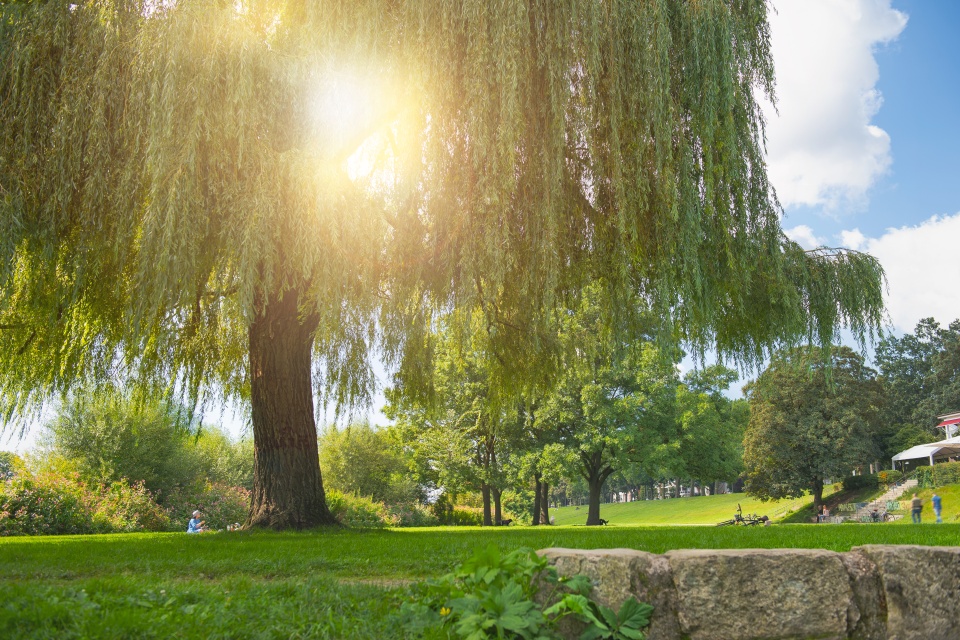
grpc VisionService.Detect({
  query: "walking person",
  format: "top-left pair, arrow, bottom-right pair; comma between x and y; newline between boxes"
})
910,493 -> 923,524
932,491 -> 943,523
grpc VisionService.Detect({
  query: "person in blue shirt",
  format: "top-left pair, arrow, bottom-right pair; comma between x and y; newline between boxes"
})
932,492 -> 943,524
187,510 -> 207,533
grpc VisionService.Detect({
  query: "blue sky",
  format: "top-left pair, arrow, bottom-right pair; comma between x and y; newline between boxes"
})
764,0 -> 960,334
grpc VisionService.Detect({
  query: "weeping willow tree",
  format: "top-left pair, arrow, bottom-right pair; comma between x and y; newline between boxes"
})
0,0 -> 885,529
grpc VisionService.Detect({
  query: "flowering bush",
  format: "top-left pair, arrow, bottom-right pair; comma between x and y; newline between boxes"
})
0,471 -> 94,536
0,469 -> 248,535
91,479 -> 170,533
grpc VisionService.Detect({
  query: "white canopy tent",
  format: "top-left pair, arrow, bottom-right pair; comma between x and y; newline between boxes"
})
891,435 -> 960,469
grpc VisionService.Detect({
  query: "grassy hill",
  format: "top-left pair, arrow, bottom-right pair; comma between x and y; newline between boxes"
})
550,491 -> 832,526
551,483 -> 960,526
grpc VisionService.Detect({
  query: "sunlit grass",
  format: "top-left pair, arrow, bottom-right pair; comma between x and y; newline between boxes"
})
3,522 -> 958,638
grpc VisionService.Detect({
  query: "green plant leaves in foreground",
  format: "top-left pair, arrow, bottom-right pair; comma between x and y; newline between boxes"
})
401,544 -> 652,639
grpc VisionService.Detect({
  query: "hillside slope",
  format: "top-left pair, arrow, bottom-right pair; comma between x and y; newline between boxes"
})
550,492 -> 822,526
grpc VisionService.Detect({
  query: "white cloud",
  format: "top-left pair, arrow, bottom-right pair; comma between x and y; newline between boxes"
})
840,228 -> 867,250
784,224 -> 824,250
848,213 -> 960,332
763,0 -> 907,210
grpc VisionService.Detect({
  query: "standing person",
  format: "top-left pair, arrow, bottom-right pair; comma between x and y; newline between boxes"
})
911,493 -> 923,524
932,492 -> 943,523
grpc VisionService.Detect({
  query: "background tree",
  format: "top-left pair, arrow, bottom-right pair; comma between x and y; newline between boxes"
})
0,451 -> 24,481
674,366 -> 749,494
194,429 -> 256,491
875,318 -> 960,455
1,0 -> 886,530
743,346 -> 884,511
385,312 -> 518,525
537,287 -> 679,525
318,422 -> 419,506
44,388 -> 202,499
43,385 -> 253,500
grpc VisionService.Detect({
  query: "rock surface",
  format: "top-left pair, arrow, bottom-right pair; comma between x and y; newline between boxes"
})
538,545 -> 960,640
858,545 -> 960,640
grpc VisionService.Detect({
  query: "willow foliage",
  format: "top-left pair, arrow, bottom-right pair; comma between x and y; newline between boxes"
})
0,0 -> 885,423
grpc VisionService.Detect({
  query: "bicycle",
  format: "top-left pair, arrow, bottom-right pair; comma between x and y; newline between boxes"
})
716,503 -> 767,526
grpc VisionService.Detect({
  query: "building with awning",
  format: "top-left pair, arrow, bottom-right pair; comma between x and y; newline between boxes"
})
936,412 -> 960,438
890,411 -> 960,470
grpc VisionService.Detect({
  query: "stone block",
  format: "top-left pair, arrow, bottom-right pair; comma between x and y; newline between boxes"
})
538,547 -> 680,640
840,549 -> 887,640
856,545 -> 960,640
665,548 -> 854,640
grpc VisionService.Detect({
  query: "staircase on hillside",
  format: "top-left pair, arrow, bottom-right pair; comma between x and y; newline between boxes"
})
848,476 -> 917,522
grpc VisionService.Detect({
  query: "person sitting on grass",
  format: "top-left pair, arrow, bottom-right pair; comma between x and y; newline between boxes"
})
187,510 -> 208,534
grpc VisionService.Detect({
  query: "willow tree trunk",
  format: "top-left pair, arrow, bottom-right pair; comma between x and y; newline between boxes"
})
248,288 -> 336,529
492,487 -> 503,524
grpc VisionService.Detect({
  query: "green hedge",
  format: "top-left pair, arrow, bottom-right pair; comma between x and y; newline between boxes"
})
842,474 -> 879,492
916,462 -> 960,488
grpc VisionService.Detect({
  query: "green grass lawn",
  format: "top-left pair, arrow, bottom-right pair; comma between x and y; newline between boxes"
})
550,489 -> 837,526
3,522 -> 959,639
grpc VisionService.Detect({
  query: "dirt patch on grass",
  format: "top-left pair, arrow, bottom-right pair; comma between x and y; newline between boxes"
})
338,577 -> 413,589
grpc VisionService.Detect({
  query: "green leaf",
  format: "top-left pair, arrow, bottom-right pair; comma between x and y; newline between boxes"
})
617,598 -> 653,630
596,603 -> 619,629
578,626 -> 609,640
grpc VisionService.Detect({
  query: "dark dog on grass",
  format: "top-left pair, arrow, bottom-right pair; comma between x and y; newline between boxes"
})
496,518 -> 513,526
598,518 -> 608,525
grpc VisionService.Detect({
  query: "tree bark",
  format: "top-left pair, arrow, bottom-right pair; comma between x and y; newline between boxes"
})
481,483 -> 493,526
586,475 -> 603,525
812,477 -> 824,511
492,486 -> 503,524
531,475 -> 542,526
248,287 -> 336,529
539,481 -> 550,525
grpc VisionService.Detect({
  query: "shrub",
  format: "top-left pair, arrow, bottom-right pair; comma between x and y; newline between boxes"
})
91,479 -> 170,533
842,474 -> 878,492
877,469 -> 903,486
326,490 -> 393,528
0,471 -> 94,536
916,462 -> 960,489
430,493 -> 484,526
319,423 -> 420,506
164,483 -> 250,532
0,469 -> 171,535
449,505 -> 484,526
386,503 -> 440,527
45,388 -> 204,499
